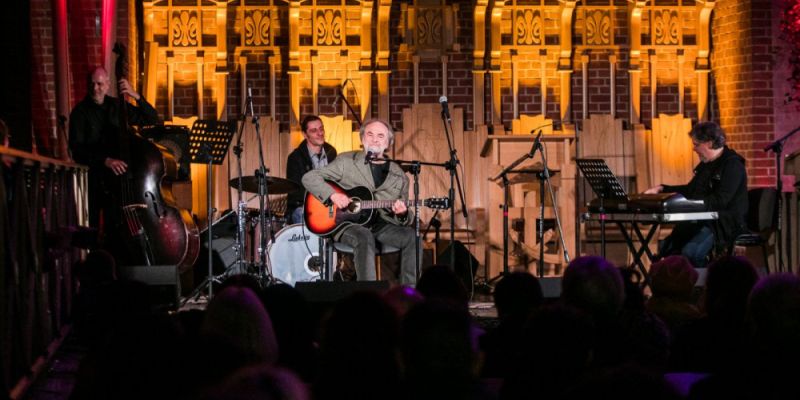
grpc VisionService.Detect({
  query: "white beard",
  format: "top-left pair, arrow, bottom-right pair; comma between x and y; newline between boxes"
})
364,145 -> 386,155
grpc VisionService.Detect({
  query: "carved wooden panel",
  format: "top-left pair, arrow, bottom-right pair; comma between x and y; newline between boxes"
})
514,9 -> 543,46
652,8 -> 681,46
243,9 -> 273,47
315,9 -> 343,46
399,1 -> 458,60
170,10 -> 199,47
583,8 -> 612,46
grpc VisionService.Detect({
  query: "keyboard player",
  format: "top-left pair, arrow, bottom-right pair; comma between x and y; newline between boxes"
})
643,121 -> 748,268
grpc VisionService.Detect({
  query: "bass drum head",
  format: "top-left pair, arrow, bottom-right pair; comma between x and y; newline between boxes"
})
268,224 -> 321,286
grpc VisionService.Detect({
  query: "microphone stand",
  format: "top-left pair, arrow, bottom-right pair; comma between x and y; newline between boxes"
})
763,125 -> 800,273
373,155 -> 451,280
489,140 -> 537,279
530,132 -> 571,276
440,109 -> 468,271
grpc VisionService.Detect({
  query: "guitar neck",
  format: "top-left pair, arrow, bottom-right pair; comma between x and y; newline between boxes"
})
359,199 -> 424,210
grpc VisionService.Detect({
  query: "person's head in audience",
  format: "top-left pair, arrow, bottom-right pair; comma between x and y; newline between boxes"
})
501,304 -> 595,400
402,299 -> 481,398
493,271 -> 543,320
201,285 -> 279,367
415,264 -> 469,309
747,273 -> 800,361
315,291 -> 401,399
259,283 -> 316,381
200,364 -> 310,400
650,255 -> 698,301
218,273 -> 263,295
703,255 -> 758,322
561,256 -> 625,320
562,363 -> 680,400
383,285 -> 425,317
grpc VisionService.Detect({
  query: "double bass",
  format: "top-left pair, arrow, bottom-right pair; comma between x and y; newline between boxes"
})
108,42 -> 199,272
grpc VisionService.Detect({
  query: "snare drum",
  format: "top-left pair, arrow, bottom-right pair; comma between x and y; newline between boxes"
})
268,224 -> 322,286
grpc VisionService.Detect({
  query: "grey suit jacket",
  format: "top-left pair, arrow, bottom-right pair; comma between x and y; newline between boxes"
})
301,150 -> 413,227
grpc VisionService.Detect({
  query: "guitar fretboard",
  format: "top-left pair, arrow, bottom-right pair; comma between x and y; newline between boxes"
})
359,200 -> 423,209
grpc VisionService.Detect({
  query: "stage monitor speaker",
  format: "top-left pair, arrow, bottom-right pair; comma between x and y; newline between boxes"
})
295,281 -> 390,304
117,265 -> 180,311
194,211 -> 241,283
437,240 -> 480,289
539,276 -> 562,299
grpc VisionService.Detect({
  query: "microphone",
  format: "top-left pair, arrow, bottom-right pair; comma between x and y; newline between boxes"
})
439,96 -> 451,122
529,129 -> 543,156
246,85 -> 255,116
364,151 -> 373,164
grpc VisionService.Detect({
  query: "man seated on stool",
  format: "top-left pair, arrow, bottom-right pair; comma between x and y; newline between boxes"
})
644,121 -> 748,268
301,119 -> 419,285
285,115 -> 337,224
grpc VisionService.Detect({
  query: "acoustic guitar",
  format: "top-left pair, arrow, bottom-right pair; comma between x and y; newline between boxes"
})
303,180 -> 450,236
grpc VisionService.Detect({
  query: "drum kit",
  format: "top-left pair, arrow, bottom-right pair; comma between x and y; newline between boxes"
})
225,174 -> 324,287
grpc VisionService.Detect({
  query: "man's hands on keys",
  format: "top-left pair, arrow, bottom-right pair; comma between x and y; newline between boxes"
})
643,185 -> 664,195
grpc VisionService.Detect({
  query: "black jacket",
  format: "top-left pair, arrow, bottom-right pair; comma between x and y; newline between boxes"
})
69,95 -> 159,172
662,146 -> 748,250
286,140 -> 337,211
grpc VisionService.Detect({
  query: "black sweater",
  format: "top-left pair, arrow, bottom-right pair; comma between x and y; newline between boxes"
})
285,140 -> 337,211
662,146 -> 748,250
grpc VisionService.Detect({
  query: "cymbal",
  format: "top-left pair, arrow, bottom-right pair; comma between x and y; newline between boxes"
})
229,176 -> 302,195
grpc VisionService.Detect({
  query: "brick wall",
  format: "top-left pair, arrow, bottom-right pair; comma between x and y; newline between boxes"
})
389,3 -> 475,131
31,0 -> 55,154
28,0 -> 781,186
712,0 -> 776,187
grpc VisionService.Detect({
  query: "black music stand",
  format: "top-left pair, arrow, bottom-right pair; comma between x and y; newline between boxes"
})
184,120 -> 236,303
576,159 -> 627,258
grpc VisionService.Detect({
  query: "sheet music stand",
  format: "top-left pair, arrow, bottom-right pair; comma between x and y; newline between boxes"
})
184,120 -> 236,303
575,158 -> 627,258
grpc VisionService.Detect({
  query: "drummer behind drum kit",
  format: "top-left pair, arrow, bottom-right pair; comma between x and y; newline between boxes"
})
199,174 -> 326,287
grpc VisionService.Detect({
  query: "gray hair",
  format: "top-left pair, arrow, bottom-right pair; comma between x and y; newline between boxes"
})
359,118 -> 394,146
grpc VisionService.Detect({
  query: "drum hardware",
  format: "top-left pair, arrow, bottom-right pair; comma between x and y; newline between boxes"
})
228,86 -> 296,287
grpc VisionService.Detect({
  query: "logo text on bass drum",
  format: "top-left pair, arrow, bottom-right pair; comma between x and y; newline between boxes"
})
289,234 -> 311,242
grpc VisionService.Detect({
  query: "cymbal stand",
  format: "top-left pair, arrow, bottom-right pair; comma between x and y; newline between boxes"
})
232,92 -> 248,274
250,94 -> 274,287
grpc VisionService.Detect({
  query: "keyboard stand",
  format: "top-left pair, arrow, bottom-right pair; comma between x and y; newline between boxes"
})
582,211 -> 718,285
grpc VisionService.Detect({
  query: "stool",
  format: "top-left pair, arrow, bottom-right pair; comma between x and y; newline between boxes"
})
327,240 -> 400,280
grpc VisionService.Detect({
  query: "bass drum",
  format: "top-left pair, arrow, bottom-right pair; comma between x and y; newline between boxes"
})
268,224 -> 322,286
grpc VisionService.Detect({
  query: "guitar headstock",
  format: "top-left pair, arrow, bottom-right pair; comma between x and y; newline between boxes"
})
424,197 -> 451,210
